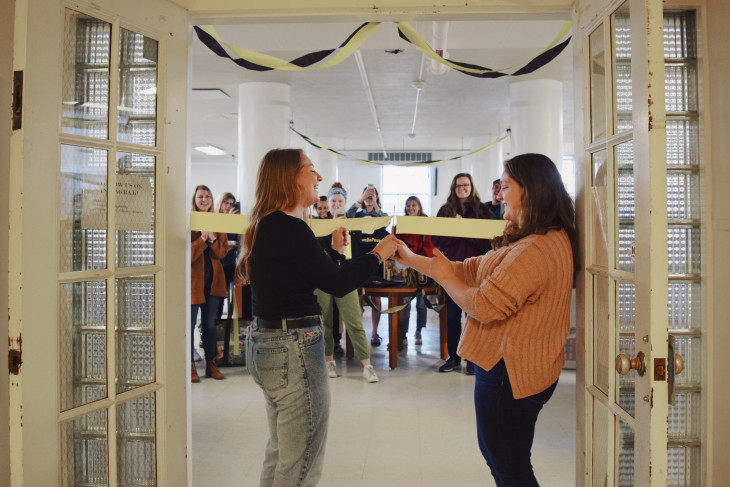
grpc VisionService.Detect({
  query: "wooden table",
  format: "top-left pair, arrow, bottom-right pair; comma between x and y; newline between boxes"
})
357,286 -> 447,369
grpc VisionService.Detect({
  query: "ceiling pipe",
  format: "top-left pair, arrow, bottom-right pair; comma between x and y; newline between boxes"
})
408,55 -> 427,138
354,50 -> 387,158
427,21 -> 450,75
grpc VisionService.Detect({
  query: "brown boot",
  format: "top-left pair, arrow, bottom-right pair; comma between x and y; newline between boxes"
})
205,360 -> 225,380
191,362 -> 200,383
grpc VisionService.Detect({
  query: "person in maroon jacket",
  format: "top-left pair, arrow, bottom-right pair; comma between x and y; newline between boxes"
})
432,173 -> 495,374
395,196 -> 435,345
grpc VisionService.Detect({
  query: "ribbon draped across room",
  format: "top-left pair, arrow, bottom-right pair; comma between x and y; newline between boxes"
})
289,122 -> 510,166
190,213 -> 508,239
193,21 -> 572,78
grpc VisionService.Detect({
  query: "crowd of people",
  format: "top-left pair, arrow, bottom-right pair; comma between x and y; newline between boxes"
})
192,149 -> 575,487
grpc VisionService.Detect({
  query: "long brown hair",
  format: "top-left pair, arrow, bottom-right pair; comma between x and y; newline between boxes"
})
216,191 -> 236,213
191,185 -> 214,212
404,195 -> 425,216
491,153 -> 577,267
236,148 -> 305,279
441,173 -> 485,217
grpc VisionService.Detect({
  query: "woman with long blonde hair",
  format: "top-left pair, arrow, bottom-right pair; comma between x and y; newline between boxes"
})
237,148 -> 397,486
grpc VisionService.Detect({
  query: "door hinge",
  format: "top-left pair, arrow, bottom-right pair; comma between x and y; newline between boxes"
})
8,335 -> 22,375
12,70 -> 23,130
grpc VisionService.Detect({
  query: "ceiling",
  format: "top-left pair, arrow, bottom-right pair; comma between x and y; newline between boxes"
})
190,19 -> 574,161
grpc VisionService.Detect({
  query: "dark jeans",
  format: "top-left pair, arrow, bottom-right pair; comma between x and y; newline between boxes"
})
445,293 -> 464,360
474,360 -> 558,487
191,295 -> 221,361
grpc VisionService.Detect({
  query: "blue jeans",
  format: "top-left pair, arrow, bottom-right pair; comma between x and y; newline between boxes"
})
402,295 -> 427,335
247,320 -> 329,487
474,360 -> 557,487
191,295 -> 221,361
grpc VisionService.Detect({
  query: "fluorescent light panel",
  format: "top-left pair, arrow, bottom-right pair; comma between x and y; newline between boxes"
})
193,144 -> 226,156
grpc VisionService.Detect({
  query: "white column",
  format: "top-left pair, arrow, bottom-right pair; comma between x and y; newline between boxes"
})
509,79 -> 563,166
237,82 -> 291,213
469,136 -> 504,198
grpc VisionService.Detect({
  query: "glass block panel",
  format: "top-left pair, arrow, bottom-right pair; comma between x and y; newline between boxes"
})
62,10 -> 111,139
668,280 -> 702,330
612,2 -> 632,132
593,275 -> 609,394
617,283 -> 636,416
668,227 -> 701,276
116,153 -> 155,267
591,150 -> 608,267
665,64 -> 698,113
673,336 -> 701,387
117,393 -> 156,486
667,119 -> 700,167
118,29 -> 158,146
616,416 -> 635,486
668,446 -> 701,487
60,281 -> 107,411
116,276 -> 155,393
667,171 -> 700,220
664,11 -> 697,59
60,145 -> 108,273
590,24 -> 607,142
592,399 -> 609,487
617,225 -> 635,272
61,410 -> 108,487
617,169 -> 635,221
669,391 -> 701,440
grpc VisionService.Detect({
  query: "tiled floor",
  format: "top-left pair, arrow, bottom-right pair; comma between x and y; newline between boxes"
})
192,309 -> 576,486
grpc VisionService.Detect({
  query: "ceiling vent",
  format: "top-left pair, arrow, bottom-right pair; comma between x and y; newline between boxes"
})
367,152 -> 433,162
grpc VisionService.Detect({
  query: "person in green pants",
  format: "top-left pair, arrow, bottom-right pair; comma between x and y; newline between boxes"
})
315,183 -> 379,383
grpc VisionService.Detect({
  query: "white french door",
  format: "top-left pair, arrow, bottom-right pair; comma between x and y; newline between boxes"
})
578,0 -> 705,485
8,0 -> 189,485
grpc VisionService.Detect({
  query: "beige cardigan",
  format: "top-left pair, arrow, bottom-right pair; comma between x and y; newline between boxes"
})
455,229 -> 573,399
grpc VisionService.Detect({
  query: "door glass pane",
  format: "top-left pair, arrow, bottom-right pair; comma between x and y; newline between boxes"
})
667,227 -> 701,276
60,144 -> 108,272
593,275 -> 609,394
668,281 -> 701,330
616,282 -> 636,416
590,25 -> 607,141
116,153 -> 155,267
61,410 -> 108,487
62,10 -> 111,139
591,150 -> 608,267
612,1 -> 632,132
60,281 -> 107,411
593,399 -> 609,487
116,277 -> 155,393
668,445 -> 701,487
117,393 -> 156,486
615,141 -> 634,272
118,29 -> 158,146
616,416 -> 635,486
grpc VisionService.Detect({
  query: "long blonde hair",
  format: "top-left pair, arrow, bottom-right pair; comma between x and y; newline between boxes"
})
236,148 -> 305,279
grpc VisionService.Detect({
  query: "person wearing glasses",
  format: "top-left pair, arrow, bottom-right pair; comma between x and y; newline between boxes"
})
431,173 -> 495,374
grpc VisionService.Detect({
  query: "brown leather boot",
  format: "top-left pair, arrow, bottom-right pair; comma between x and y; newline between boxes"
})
191,362 -> 200,383
205,360 -> 225,380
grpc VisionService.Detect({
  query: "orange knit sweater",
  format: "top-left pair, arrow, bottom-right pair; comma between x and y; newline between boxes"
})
455,229 -> 573,399
191,230 -> 229,305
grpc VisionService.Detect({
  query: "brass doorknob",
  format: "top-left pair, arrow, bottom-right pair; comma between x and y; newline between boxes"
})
674,353 -> 684,375
615,351 -> 646,376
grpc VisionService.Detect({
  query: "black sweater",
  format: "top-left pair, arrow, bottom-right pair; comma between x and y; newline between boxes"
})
250,211 -> 380,321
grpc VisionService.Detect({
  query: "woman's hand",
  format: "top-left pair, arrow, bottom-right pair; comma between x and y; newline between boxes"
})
200,231 -> 212,242
429,248 -> 455,282
393,239 -> 416,266
372,234 -> 398,261
331,227 -> 349,254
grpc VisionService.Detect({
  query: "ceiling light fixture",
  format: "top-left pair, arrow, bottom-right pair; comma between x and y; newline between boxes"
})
193,144 -> 226,156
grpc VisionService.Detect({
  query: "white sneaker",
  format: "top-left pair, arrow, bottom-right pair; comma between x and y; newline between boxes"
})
327,360 -> 339,378
363,365 -> 379,383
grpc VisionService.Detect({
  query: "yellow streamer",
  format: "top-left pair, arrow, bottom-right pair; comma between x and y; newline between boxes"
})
190,212 -> 248,234
395,216 -> 507,239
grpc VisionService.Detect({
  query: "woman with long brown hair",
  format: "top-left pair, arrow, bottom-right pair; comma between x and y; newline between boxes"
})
190,185 -> 228,382
237,148 -> 397,486
394,154 -> 576,486
432,172 -> 495,374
